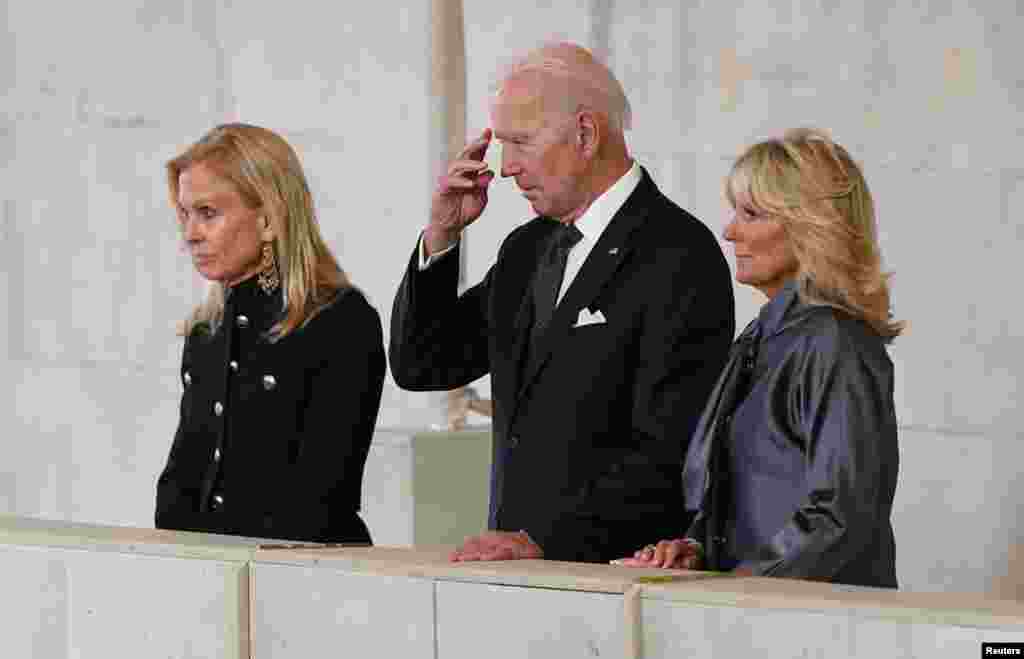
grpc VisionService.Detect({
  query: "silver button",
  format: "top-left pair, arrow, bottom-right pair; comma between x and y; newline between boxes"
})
213,494 -> 224,506
183,371 -> 191,385
263,375 -> 277,391
229,360 -> 238,372
213,448 -> 221,462
236,315 -> 250,328
214,401 -> 224,416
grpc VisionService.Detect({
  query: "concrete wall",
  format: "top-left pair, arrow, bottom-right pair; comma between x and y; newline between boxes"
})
2,1 -> 1022,594
7,520 -> 1023,659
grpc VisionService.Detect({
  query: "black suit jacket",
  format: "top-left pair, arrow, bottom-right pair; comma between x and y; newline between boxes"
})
156,278 -> 386,543
391,169 -> 734,562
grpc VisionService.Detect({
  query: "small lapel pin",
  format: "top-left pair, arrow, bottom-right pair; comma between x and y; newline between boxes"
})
608,247 -> 619,255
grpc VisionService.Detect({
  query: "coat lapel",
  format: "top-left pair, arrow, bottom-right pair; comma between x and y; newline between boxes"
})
513,170 -> 658,404
682,318 -> 761,513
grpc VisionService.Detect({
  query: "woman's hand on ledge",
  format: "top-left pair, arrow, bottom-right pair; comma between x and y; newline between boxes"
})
611,538 -> 704,570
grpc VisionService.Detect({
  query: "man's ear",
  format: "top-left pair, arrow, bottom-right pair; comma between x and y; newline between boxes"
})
576,111 -> 600,158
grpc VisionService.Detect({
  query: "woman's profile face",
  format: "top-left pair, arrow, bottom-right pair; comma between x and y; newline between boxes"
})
176,161 -> 272,286
723,190 -> 798,299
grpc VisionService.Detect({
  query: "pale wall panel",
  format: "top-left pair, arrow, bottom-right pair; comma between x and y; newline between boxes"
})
1,196 -> 15,365
2,0 -> 226,125
876,165 -> 1019,434
2,361 -> 179,526
643,602 -> 853,659
436,580 -> 624,658
252,563 -> 435,659
0,118 -> 206,526
1,546 -> 70,658
642,598 -> 1024,658
0,544 -> 248,659
894,428 -> 1024,595
216,4 -> 428,140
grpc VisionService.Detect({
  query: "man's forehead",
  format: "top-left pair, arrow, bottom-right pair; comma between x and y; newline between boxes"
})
492,88 -> 544,120
491,88 -> 568,138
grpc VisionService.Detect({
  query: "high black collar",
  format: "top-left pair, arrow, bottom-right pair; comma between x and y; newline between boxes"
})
223,275 -> 284,333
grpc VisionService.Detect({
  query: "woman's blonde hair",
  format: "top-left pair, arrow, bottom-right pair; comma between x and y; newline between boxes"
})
167,123 -> 349,340
726,128 -> 903,340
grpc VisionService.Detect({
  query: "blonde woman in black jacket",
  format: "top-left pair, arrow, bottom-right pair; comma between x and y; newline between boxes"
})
155,123 -> 385,544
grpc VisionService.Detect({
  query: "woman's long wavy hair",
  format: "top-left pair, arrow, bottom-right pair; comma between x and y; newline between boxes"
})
726,128 -> 904,340
168,123 -> 349,340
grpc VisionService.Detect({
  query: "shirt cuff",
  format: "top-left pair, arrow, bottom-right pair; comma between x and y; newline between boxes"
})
418,231 -> 459,270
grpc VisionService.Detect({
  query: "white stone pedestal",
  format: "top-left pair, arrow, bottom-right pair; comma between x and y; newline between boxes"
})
360,426 -> 493,548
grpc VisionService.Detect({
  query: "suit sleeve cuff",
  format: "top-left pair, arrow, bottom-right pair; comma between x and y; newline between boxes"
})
418,231 -> 459,270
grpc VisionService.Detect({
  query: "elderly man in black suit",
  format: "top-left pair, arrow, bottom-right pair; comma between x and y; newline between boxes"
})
390,42 -> 734,563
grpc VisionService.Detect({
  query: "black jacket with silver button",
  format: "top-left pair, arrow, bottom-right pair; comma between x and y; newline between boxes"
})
155,276 -> 386,543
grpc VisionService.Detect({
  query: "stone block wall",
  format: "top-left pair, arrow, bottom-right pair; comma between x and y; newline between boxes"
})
2,0 -> 1021,593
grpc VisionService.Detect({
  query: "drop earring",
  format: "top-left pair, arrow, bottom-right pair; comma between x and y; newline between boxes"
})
257,242 -> 280,294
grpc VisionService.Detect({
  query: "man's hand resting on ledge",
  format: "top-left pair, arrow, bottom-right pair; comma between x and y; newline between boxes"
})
450,530 -> 543,562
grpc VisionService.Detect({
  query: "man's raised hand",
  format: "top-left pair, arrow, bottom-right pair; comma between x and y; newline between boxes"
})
424,129 -> 496,255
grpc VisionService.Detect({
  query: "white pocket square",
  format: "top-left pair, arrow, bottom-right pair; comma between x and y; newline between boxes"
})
573,308 -> 607,328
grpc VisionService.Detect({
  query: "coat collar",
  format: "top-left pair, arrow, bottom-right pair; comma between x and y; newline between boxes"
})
742,279 -> 801,341
224,275 -> 285,335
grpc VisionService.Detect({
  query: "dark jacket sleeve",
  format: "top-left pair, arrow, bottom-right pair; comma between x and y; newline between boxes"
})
389,236 -> 492,391
154,339 -> 203,530
739,322 -> 898,579
267,293 -> 385,536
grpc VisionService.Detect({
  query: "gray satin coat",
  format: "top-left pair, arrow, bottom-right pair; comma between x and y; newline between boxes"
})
683,281 -> 899,588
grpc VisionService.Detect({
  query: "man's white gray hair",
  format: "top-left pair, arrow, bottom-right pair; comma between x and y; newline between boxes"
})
494,42 -> 632,133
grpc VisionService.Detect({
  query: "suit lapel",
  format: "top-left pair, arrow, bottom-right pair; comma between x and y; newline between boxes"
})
504,280 -> 535,413
514,170 -> 658,403
497,219 -> 560,418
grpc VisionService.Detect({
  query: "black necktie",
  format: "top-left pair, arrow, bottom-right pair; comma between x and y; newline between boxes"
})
530,222 -> 583,347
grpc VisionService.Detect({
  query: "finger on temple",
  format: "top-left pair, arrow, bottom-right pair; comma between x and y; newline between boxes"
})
463,135 -> 490,161
440,179 -> 476,196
